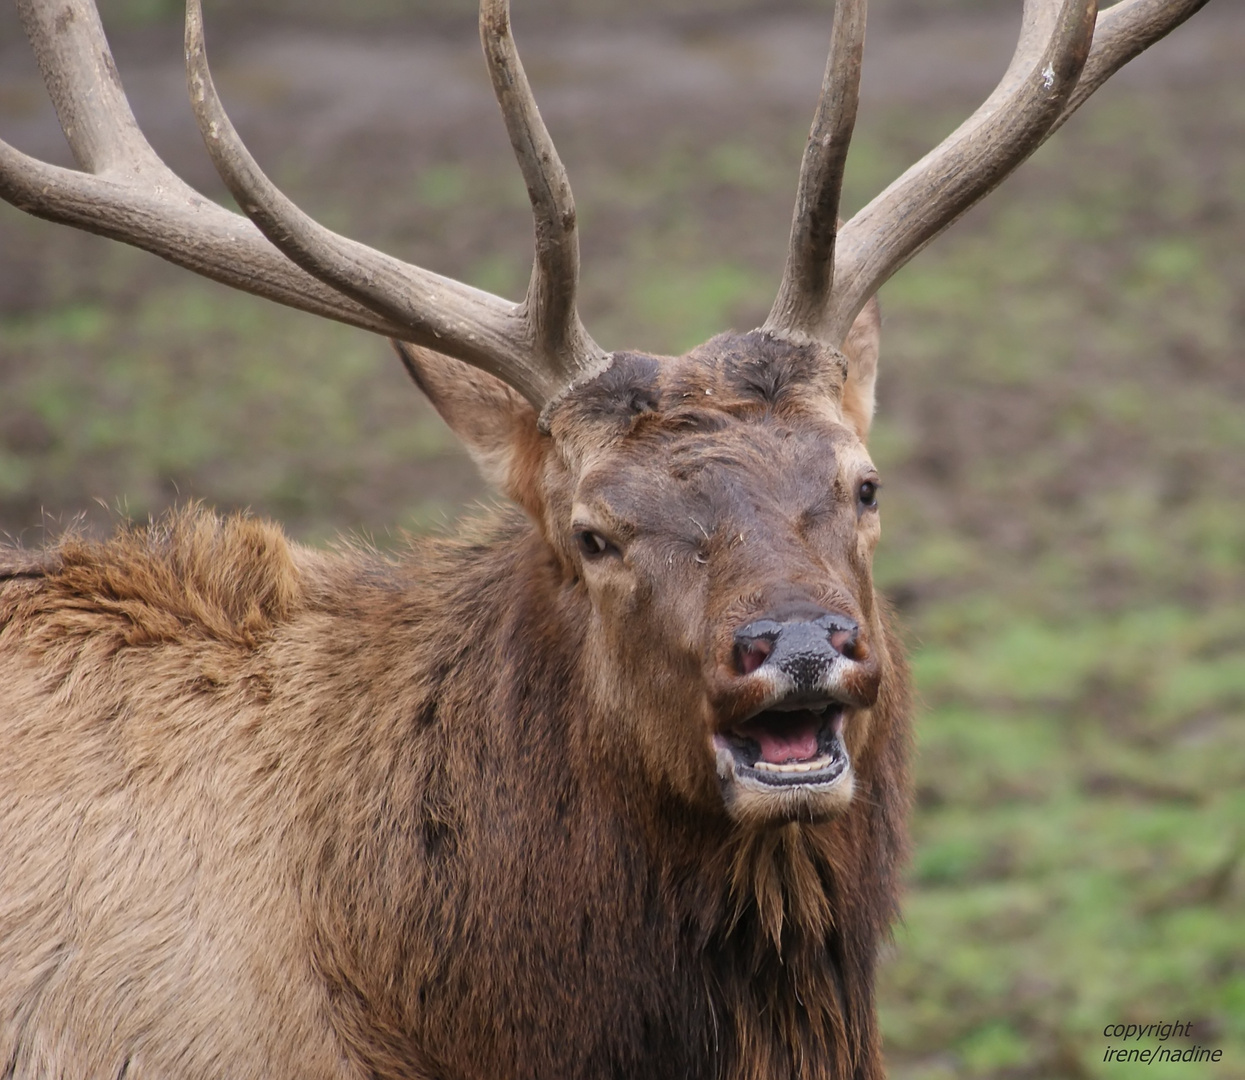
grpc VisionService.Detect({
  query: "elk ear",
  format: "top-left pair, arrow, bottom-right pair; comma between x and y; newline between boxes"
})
839,296 -> 881,442
393,342 -> 544,499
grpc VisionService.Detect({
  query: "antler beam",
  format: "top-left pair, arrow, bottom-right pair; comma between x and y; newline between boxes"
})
767,0 -> 1212,347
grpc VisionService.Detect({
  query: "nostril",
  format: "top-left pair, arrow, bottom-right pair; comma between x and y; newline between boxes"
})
829,625 -> 859,659
735,637 -> 774,676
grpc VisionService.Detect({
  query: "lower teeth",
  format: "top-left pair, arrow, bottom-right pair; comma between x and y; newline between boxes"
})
752,755 -> 834,774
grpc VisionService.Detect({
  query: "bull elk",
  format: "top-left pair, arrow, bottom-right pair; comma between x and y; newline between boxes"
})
0,0 -> 1210,1077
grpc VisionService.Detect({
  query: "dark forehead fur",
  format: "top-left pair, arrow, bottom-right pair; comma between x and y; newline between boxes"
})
561,330 -> 847,431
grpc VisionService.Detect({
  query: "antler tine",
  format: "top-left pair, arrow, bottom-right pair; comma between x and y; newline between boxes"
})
769,0 -> 1212,349
11,0 -> 153,175
0,0 -> 426,337
480,0 -> 607,396
185,0 -> 607,414
819,0 -> 1099,345
1048,0 -> 1212,138
763,0 -> 867,343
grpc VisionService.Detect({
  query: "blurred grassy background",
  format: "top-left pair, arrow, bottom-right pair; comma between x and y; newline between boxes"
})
1,1 -> 1242,1077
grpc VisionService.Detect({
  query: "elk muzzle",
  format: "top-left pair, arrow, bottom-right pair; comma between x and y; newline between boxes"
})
711,605 -> 880,824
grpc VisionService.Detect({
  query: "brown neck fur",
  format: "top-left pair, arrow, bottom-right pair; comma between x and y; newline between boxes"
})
286,508 -> 911,1080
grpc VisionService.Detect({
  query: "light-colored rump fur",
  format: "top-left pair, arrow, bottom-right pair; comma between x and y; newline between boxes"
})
0,512 -> 355,1079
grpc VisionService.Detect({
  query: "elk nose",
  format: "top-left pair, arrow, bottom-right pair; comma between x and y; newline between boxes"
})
733,611 -> 862,683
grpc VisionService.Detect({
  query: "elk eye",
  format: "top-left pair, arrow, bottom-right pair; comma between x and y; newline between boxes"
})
857,479 -> 880,510
574,529 -> 617,559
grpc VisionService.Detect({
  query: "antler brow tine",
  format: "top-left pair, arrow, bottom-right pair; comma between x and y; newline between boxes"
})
768,0 -> 1210,350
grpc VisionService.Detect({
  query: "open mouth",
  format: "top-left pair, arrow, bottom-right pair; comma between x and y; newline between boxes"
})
714,699 -> 849,788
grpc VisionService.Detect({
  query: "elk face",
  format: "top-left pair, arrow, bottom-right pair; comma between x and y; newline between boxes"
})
402,302 -> 885,827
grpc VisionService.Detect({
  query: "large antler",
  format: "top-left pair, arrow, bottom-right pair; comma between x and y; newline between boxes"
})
0,0 -> 607,413
765,0 -> 1213,347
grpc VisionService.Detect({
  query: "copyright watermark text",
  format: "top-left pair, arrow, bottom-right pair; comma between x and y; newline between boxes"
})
1102,1021 -> 1223,1065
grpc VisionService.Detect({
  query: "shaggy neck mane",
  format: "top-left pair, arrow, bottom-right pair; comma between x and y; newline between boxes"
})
630,801 -> 883,1080
461,514 -> 897,1080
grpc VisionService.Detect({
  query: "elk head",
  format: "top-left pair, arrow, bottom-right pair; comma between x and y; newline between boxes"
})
400,309 -> 886,825
0,0 -> 1209,828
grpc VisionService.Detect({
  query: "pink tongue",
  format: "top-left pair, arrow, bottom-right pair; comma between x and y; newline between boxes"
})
754,725 -> 819,765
